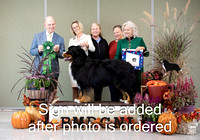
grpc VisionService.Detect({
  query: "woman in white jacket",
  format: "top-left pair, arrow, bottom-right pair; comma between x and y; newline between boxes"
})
68,20 -> 95,101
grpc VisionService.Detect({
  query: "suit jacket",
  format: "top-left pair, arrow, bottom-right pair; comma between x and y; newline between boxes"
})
30,31 -> 65,77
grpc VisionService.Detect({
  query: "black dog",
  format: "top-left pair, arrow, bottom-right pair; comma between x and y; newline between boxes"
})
161,60 -> 182,73
63,46 -> 138,104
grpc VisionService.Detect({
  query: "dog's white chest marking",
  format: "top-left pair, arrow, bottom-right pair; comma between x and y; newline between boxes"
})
162,63 -> 166,71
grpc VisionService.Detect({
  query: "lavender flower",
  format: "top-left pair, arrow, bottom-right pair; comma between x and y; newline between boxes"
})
134,93 -> 161,108
40,87 -> 45,91
134,93 -> 144,106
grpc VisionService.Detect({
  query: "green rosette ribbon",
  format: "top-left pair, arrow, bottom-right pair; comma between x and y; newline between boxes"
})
42,41 -> 56,75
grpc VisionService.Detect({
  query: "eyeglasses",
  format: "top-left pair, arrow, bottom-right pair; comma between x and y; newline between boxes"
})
72,26 -> 79,30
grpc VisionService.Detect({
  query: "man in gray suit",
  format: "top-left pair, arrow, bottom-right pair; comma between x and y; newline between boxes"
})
30,16 -> 65,92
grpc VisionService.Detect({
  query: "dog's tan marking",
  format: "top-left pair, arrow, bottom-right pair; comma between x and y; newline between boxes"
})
75,89 -> 94,103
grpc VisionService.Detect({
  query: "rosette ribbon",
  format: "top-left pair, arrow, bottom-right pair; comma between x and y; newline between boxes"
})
42,41 -> 56,75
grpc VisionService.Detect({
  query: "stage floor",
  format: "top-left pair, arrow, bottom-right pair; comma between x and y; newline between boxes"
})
1,101 -> 200,140
1,111 -> 200,140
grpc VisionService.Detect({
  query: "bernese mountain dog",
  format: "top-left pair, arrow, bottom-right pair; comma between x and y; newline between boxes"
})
63,46 -> 138,104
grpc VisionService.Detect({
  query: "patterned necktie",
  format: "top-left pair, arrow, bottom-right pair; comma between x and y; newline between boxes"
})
48,34 -> 52,42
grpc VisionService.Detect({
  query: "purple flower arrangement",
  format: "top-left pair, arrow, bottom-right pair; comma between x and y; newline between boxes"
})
134,93 -> 162,122
134,93 -> 161,107
172,77 -> 198,110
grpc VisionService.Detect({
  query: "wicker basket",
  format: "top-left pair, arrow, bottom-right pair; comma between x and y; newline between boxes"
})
28,89 -> 49,100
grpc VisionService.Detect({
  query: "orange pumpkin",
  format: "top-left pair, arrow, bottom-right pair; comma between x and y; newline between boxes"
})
11,111 -> 31,129
146,80 -> 167,87
157,110 -> 177,135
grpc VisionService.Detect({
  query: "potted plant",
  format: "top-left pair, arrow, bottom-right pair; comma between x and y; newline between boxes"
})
143,94 -> 161,121
142,68 -> 163,85
171,77 -> 198,113
146,80 -> 168,100
134,93 -> 162,132
175,109 -> 200,135
141,0 -> 200,84
11,46 -> 63,102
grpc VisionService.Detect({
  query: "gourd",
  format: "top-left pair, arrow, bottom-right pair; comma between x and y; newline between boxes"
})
25,100 -> 44,122
11,111 -> 31,129
157,110 -> 177,135
25,106 -> 42,122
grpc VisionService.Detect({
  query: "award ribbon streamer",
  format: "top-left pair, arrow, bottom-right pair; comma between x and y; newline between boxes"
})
42,41 -> 56,75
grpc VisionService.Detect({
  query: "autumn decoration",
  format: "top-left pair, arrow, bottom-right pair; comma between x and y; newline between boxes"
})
11,111 -> 31,129
157,110 -> 177,135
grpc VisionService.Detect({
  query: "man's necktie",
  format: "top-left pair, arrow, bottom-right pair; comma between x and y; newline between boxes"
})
48,34 -> 52,42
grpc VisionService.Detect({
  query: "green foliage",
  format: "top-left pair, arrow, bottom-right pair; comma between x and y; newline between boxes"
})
25,78 -> 51,89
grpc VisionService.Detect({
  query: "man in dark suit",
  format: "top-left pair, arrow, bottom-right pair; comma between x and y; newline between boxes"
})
30,16 -> 65,100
